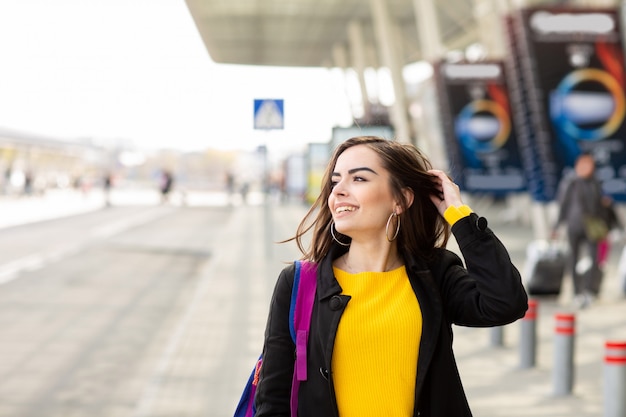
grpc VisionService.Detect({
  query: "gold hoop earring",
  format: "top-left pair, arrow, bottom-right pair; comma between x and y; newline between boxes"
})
386,212 -> 400,242
330,222 -> 351,247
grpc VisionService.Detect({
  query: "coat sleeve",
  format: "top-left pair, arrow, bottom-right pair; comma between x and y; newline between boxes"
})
554,176 -> 574,228
437,213 -> 528,327
255,264 -> 296,416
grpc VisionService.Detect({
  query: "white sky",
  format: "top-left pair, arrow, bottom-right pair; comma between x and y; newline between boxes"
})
0,0 -> 355,154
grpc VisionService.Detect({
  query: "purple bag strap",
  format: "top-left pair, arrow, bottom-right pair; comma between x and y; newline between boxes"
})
245,358 -> 262,417
290,260 -> 317,417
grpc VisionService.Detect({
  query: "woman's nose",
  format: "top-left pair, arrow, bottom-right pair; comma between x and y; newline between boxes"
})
332,181 -> 346,196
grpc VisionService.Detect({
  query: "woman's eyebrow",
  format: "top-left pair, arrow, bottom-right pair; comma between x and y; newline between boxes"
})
332,167 -> 378,176
349,167 -> 378,175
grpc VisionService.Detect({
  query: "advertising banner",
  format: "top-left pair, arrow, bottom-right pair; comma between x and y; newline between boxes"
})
434,61 -> 526,194
509,7 -> 626,201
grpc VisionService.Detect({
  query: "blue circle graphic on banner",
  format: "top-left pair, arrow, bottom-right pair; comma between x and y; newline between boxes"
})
550,68 -> 625,141
455,99 -> 511,159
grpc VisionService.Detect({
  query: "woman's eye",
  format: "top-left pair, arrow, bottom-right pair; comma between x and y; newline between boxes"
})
354,176 -> 366,182
330,181 -> 338,188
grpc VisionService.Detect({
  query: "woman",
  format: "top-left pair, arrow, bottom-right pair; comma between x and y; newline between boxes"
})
255,136 -> 528,416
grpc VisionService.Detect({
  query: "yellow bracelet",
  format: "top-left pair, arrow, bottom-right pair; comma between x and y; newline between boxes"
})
443,205 -> 473,225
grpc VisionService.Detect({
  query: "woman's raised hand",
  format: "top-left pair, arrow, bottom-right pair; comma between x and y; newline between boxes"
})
428,169 -> 464,216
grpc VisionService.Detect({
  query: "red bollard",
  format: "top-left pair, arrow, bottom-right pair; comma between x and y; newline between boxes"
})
520,299 -> 538,368
553,313 -> 575,396
604,341 -> 626,417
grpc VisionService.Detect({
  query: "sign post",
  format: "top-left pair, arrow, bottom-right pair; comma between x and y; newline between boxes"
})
254,99 -> 284,258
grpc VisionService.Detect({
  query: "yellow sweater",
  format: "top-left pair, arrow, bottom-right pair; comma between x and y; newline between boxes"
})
332,266 -> 422,416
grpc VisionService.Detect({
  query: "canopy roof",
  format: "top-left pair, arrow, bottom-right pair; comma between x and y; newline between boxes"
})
184,0 -> 483,67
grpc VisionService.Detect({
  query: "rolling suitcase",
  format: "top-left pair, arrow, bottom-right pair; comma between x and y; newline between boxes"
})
524,240 -> 567,296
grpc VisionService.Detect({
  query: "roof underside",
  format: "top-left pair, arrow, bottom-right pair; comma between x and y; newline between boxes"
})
184,0 -> 484,67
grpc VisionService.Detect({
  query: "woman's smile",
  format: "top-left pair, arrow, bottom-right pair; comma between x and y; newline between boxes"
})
334,204 -> 358,216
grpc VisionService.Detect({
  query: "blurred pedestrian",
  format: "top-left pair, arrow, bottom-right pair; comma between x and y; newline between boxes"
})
240,181 -> 249,205
103,172 -> 113,206
3,165 -> 12,194
160,169 -> 174,204
23,170 -> 33,196
552,152 -> 609,308
225,171 -> 235,206
254,136 -> 528,417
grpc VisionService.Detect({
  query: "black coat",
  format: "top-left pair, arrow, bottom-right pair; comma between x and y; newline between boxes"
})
256,213 -> 528,417
555,175 -> 605,234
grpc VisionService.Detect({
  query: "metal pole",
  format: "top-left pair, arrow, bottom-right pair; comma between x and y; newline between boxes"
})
520,299 -> 538,368
553,313 -> 576,396
259,144 -> 272,259
604,341 -> 626,417
490,326 -> 503,347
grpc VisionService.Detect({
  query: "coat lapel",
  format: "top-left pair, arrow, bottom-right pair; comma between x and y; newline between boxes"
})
407,260 -> 443,398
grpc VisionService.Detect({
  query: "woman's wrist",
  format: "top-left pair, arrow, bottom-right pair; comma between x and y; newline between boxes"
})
443,205 -> 473,225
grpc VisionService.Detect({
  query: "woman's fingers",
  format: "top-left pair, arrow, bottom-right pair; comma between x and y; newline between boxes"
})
428,169 -> 463,213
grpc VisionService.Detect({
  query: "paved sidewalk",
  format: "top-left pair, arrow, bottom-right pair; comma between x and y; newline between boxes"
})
0,189 -> 106,229
2,191 -> 626,416
0,187 -> 260,230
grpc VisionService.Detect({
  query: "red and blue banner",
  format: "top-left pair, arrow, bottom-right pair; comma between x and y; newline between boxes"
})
434,61 -> 526,194
507,7 -> 626,201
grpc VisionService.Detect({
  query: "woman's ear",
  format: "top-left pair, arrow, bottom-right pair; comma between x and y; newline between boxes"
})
396,187 -> 414,214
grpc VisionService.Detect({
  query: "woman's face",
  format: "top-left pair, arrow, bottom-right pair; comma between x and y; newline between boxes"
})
328,145 -> 398,242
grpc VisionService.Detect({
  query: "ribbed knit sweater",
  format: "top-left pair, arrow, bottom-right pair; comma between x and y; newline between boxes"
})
332,266 -> 422,416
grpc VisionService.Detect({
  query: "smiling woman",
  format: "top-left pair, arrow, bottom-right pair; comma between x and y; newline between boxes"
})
252,135 -> 528,417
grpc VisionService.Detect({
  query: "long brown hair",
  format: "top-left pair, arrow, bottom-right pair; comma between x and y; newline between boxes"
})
289,136 -> 450,262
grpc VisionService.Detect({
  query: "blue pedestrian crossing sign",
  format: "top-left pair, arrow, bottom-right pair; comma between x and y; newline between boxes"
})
254,99 -> 284,130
